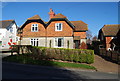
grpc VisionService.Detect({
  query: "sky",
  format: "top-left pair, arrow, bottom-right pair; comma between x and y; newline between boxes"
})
1,2 -> 118,36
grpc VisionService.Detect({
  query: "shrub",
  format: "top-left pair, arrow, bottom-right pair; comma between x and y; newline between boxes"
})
86,51 -> 94,64
14,46 -> 94,64
79,53 -> 87,63
73,50 -> 79,62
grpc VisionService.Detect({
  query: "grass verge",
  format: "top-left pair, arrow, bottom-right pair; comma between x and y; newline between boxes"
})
2,54 -> 96,70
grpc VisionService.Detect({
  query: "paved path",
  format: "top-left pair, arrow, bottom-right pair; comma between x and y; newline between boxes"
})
91,55 -> 119,73
2,62 -> 118,80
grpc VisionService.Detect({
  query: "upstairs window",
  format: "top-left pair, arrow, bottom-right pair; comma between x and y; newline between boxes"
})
55,23 -> 62,31
31,24 -> 38,32
9,27 -> 13,33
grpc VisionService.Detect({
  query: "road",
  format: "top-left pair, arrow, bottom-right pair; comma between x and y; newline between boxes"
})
2,62 -> 119,81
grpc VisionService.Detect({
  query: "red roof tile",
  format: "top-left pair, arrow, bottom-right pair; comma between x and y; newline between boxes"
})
52,13 -> 66,18
102,24 -> 120,36
71,21 -> 88,31
27,15 -> 41,20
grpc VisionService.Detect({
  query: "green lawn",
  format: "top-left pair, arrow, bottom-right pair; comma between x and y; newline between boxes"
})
2,54 -> 96,70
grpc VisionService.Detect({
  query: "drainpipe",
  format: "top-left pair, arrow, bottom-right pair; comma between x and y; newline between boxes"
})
112,43 -> 116,51
45,27 -> 47,47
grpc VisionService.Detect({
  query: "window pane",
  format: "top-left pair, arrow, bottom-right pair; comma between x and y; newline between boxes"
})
34,41 -> 36,46
36,24 -> 38,26
59,23 -> 61,30
32,27 -> 34,31
36,41 -> 38,46
57,26 -> 59,30
35,27 -> 38,31
58,38 -> 62,47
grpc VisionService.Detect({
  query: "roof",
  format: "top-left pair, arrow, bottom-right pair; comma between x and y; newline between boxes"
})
27,15 -> 41,20
21,14 -> 88,32
0,20 -> 15,28
46,18 -> 75,29
71,21 -> 88,31
102,24 -> 120,36
21,15 -> 46,29
73,36 -> 80,40
52,13 -> 66,19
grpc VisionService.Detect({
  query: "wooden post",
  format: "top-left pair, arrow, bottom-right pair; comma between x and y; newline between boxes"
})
17,46 -> 20,55
111,51 -> 112,60
11,49 -> 13,55
117,52 -> 119,63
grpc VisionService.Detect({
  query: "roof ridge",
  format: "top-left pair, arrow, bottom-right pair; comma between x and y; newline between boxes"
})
52,13 -> 66,18
27,15 -> 41,20
104,24 -> 120,26
0,20 -> 14,22
70,20 -> 87,25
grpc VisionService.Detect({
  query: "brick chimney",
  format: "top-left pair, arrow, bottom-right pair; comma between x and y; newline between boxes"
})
48,8 -> 55,19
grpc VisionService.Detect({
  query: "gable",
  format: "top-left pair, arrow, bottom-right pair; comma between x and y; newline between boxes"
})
46,20 -> 73,37
70,21 -> 88,31
0,20 -> 17,29
102,24 -> 120,36
46,18 -> 75,29
21,19 -> 46,29
21,15 -> 46,29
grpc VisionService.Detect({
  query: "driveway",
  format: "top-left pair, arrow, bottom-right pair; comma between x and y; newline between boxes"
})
91,55 -> 119,73
2,62 -> 118,81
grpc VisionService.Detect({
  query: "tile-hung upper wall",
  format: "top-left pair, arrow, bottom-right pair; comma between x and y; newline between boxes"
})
22,22 -> 46,37
46,21 -> 73,37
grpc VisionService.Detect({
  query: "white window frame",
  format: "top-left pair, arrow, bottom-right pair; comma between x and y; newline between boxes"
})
54,38 -> 64,48
55,23 -> 62,31
30,38 -> 39,46
31,24 -> 38,32
9,27 -> 13,33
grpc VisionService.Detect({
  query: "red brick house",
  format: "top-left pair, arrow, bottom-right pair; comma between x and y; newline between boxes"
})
98,24 -> 120,51
19,9 -> 88,49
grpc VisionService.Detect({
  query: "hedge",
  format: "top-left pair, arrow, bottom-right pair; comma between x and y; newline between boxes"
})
31,46 -> 94,64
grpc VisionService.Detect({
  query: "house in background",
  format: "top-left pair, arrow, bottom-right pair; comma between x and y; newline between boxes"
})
19,9 -> 88,49
98,24 -> 120,51
0,20 -> 19,49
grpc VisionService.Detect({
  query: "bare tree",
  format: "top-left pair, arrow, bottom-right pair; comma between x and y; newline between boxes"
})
92,35 -> 98,41
86,30 -> 92,39
86,30 -> 92,44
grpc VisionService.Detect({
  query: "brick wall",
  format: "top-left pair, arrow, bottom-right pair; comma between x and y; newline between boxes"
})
105,37 -> 112,50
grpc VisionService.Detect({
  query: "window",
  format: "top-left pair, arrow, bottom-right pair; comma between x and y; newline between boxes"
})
31,24 -> 38,32
10,27 -> 13,33
55,23 -> 62,31
55,38 -> 64,47
0,41 -> 2,46
30,38 -> 39,46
